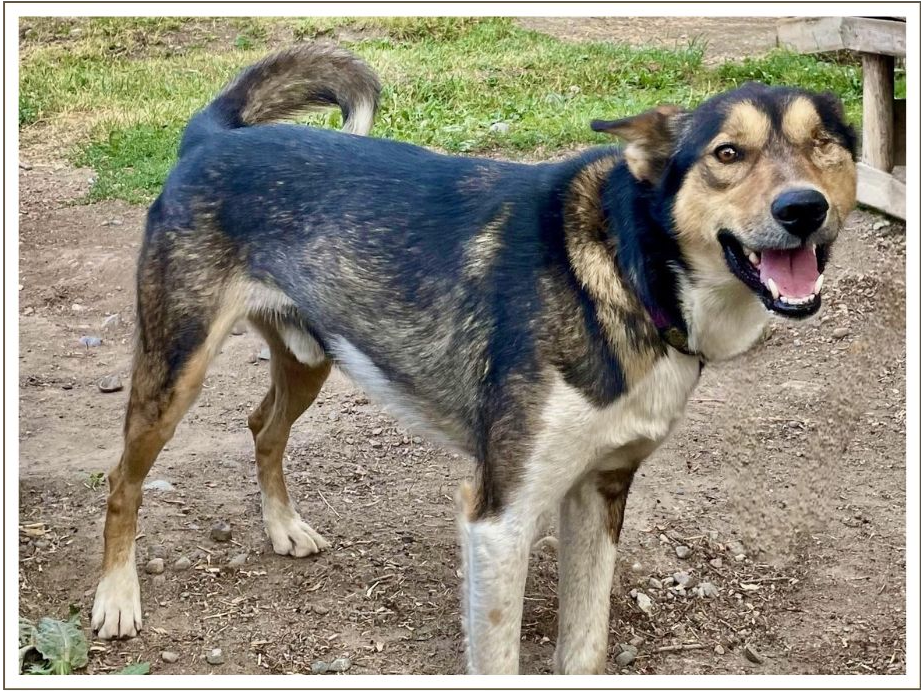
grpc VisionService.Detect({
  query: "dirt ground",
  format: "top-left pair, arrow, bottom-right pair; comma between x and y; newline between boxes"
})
17,18 -> 906,677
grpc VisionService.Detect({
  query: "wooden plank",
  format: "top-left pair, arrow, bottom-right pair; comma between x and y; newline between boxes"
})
777,16 -> 906,57
862,53 -> 895,171
856,162 -> 905,220
893,98 -> 905,167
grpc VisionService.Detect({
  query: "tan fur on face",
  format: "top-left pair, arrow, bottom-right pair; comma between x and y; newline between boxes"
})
781,97 -> 857,222
722,101 -> 771,151
673,98 -> 856,259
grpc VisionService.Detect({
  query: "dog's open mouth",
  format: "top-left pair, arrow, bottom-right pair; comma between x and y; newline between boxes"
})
718,230 -> 827,318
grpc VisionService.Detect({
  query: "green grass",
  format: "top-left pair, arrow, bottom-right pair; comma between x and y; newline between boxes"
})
19,17 -> 872,204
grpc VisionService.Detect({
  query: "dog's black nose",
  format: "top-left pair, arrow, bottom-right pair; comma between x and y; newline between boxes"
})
771,189 -> 829,240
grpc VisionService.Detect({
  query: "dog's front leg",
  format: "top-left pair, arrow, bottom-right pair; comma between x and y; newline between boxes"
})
555,468 -> 634,674
457,483 -> 539,674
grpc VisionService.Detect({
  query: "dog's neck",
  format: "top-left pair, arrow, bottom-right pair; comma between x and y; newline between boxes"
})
601,164 -> 769,362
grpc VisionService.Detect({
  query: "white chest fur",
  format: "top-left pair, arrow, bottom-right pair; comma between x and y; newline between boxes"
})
515,350 -> 701,510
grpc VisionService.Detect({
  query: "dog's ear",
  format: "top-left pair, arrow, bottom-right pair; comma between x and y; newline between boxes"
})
591,105 -> 687,183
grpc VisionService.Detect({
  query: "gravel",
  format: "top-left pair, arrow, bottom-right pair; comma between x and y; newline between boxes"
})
675,545 -> 691,559
696,581 -> 719,598
832,326 -> 851,339
310,660 -> 329,674
228,552 -> 248,569
144,558 -> 165,575
143,479 -> 175,492
634,591 -> 654,614
614,643 -> 638,667
97,373 -> 123,393
173,556 -> 192,571
79,335 -> 102,348
329,657 -> 352,673
743,643 -> 763,664
210,521 -> 232,542
161,650 -> 179,663
206,648 -> 224,665
258,347 -> 271,360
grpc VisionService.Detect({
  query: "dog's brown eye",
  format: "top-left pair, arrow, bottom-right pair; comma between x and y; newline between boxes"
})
714,144 -> 740,163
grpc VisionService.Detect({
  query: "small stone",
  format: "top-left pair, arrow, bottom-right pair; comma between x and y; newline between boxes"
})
257,347 -> 271,360
97,373 -> 123,393
161,651 -> 179,663
19,161 -> 33,170
148,544 -> 168,559
489,122 -> 510,134
647,577 -> 663,590
101,219 -> 123,227
696,581 -> 719,598
34,539 -> 50,549
206,648 -> 224,665
329,657 -> 352,673
102,313 -> 121,331
872,219 -> 890,231
71,303 -> 85,312
714,644 -> 725,655
635,592 -> 654,614
228,552 -> 248,569
743,643 -> 763,664
144,479 -> 175,492
832,326 -> 851,339
231,322 -> 247,336
145,558 -> 165,574
371,427 -> 383,435
79,335 -> 102,348
629,636 -> 644,647
675,545 -> 691,559
673,571 -> 692,587
310,660 -> 329,674
630,561 -> 644,573
412,436 -> 423,444
62,383 -> 73,390
614,643 -> 637,667
173,555 -> 192,571
152,574 -> 166,587
369,439 -> 382,448
709,557 -> 723,568
311,603 -> 330,615
728,541 -> 746,556
210,521 -> 232,542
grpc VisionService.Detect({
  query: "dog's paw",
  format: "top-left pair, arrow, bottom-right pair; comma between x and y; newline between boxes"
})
91,564 -> 142,639
265,511 -> 329,557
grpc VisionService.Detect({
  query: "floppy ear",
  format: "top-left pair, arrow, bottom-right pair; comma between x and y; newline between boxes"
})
591,104 -> 687,183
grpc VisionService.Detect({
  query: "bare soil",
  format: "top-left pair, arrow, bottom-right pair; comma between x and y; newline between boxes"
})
17,17 -> 906,677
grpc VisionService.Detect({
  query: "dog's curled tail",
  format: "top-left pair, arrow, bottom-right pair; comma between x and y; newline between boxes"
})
179,43 -> 381,156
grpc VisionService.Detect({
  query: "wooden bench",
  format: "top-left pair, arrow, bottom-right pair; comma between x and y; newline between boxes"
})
777,16 -> 906,219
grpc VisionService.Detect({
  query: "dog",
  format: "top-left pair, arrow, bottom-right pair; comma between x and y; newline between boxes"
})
90,43 -> 857,674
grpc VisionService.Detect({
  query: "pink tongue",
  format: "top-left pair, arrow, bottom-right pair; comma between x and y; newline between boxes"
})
759,247 -> 819,298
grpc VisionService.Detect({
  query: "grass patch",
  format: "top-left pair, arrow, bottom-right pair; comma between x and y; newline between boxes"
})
20,17 -> 868,204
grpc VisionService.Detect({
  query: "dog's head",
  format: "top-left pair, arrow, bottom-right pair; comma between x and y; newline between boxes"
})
593,82 -> 857,319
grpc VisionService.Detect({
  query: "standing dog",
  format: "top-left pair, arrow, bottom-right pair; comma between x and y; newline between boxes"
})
91,44 -> 857,673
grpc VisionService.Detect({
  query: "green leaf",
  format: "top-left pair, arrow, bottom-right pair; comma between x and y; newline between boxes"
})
114,662 -> 151,675
18,618 -> 36,648
27,662 -> 53,675
33,615 -> 88,674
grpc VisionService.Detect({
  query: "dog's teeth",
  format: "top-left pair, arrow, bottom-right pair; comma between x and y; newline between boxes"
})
767,278 -> 780,300
814,274 -> 825,294
810,244 -> 817,255
779,295 -> 790,304
808,293 -> 816,302
748,252 -> 760,267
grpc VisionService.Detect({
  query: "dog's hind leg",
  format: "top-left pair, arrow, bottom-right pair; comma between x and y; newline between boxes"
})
92,269 -> 244,639
554,468 -> 634,673
248,319 -> 331,557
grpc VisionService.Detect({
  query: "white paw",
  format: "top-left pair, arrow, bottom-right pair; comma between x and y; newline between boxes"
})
91,562 -> 142,639
264,508 -> 329,557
